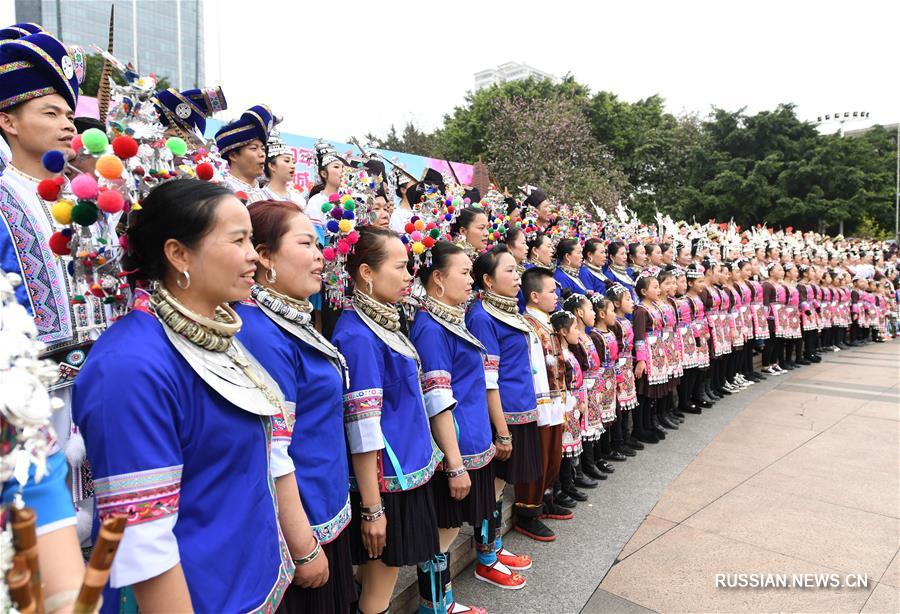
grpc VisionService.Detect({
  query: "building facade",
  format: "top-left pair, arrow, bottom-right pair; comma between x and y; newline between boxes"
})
474,62 -> 556,91
15,0 -> 204,90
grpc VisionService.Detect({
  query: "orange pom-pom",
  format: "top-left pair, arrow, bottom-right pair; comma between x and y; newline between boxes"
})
96,155 -> 124,180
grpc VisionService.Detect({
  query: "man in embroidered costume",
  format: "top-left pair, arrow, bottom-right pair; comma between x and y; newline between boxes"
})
214,104 -> 274,203
0,21 -> 90,611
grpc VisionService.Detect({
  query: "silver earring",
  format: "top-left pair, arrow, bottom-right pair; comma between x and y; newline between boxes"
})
367,280 -> 373,295
176,270 -> 191,290
266,267 -> 277,283
436,284 -> 445,298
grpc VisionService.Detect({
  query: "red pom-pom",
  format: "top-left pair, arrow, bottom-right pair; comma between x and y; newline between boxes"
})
37,178 -> 60,201
71,134 -> 83,153
54,175 -> 66,186
235,191 -> 249,202
423,236 -> 435,248
49,231 -> 71,255
111,135 -> 139,159
404,223 -> 415,234
328,193 -> 340,203
347,230 -> 360,244
97,189 -> 125,213
446,206 -> 455,214
196,162 -> 214,181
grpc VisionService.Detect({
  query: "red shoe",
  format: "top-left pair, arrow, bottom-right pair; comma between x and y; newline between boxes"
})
497,547 -> 532,571
474,560 -> 527,590
448,602 -> 488,614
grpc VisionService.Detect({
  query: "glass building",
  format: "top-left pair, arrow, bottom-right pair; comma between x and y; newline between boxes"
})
15,0 -> 204,90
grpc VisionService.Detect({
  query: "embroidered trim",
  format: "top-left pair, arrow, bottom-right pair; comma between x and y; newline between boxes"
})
422,370 -> 452,393
94,465 -> 183,526
462,445 -> 496,470
312,495 -> 352,544
351,450 -> 441,493
482,354 -> 500,372
504,408 -> 538,424
344,388 -> 383,422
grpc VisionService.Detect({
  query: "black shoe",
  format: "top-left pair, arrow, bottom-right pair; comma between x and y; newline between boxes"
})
747,372 -> 763,381
672,409 -> 686,419
669,412 -> 685,423
683,404 -> 703,414
627,437 -> 645,450
606,451 -> 627,462
616,446 -> 637,457
574,473 -> 599,489
554,493 -> 578,509
716,387 -> 732,396
653,426 -> 667,439
797,359 -> 811,365
634,431 -> 658,444
514,516 -> 557,541
693,398 -> 713,409
597,460 -> 615,473
582,461 -> 606,480
563,487 -> 588,502
660,416 -> 679,429
810,355 -> 822,363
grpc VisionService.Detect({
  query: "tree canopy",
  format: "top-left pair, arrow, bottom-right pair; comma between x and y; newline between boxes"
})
368,76 -> 897,236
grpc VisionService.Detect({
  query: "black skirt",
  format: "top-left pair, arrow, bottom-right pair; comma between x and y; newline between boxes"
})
493,421 -> 542,484
432,461 -> 497,532
348,482 -> 440,567
277,528 -> 356,614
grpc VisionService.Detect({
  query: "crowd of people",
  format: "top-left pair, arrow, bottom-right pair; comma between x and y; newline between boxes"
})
1,21 -> 898,614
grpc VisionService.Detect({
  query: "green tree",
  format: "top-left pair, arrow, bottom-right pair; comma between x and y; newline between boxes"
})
484,96 -> 626,207
363,123 -> 441,157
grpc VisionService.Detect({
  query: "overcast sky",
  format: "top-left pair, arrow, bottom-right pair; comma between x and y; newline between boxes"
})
5,1 -> 893,142
204,0 -> 897,143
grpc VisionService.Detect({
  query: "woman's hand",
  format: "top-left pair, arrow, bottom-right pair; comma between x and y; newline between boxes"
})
634,360 -> 646,379
494,435 -> 513,461
361,513 -> 387,559
293,544 -> 330,588
448,470 -> 471,500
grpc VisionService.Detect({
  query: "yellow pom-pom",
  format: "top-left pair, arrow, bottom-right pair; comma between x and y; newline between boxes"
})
338,219 -> 353,233
341,194 -> 354,205
414,219 -> 426,231
51,199 -> 74,224
412,241 -> 425,255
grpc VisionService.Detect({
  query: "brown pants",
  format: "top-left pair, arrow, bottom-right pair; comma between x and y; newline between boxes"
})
514,423 -> 563,518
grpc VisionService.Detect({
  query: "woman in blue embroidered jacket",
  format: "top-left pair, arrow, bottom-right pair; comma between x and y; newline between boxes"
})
411,242 -> 528,610
235,200 -> 354,613
579,238 -> 609,294
466,245 -> 539,571
73,180 -> 297,612
554,238 -> 589,297
331,225 -> 441,614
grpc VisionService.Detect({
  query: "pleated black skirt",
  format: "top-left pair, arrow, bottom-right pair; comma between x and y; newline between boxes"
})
493,421 -> 542,484
277,528 -> 356,614
432,461 -> 497,532
348,483 -> 440,567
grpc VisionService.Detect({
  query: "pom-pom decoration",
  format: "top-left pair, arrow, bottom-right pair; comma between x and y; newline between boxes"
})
49,231 -> 71,256
81,128 -> 109,155
95,155 -> 124,180
195,162 -> 215,181
71,201 -> 99,226
97,190 -> 125,213
42,150 -> 66,173
111,135 -> 139,159
37,179 -> 61,201
70,174 -> 99,200
51,200 -> 74,225
165,137 -> 187,157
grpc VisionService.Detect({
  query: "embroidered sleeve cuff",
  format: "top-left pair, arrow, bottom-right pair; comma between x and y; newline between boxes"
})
109,514 -> 180,588
422,370 -> 456,417
483,354 -> 500,389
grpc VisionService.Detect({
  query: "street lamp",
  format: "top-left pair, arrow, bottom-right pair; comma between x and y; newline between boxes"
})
815,111 -> 871,235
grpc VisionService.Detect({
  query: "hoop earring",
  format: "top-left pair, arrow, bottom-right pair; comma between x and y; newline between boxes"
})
436,284 -> 445,298
176,270 -> 191,290
266,267 -> 277,284
366,279 -> 373,295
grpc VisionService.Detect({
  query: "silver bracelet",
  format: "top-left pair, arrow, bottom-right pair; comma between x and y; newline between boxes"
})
444,466 -> 467,478
495,433 -> 513,445
360,507 -> 385,522
292,540 -> 321,566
